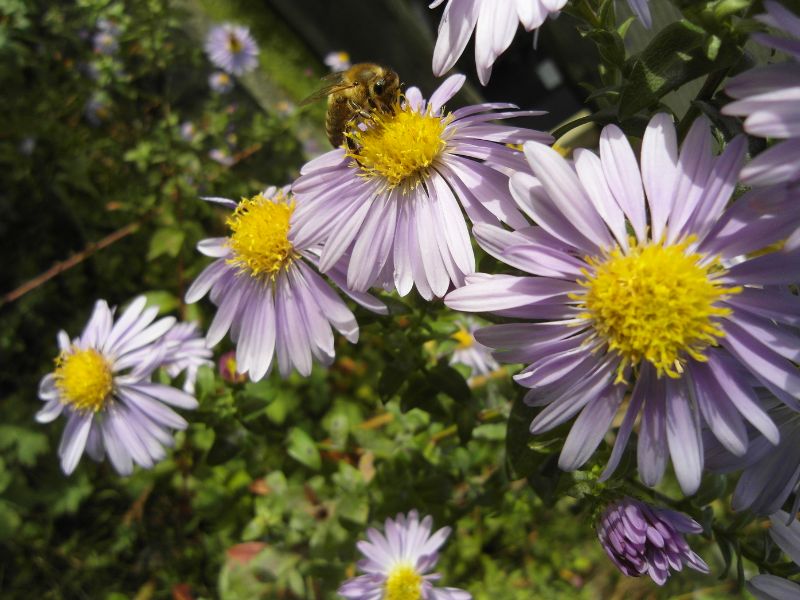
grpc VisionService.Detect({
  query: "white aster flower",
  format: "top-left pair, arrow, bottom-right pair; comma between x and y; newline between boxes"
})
36,297 -> 199,475
339,510 -> 471,600
186,187 -> 386,381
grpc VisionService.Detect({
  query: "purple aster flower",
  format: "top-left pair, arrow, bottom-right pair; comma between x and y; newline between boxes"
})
36,297 -> 199,475
449,318 -> 499,378
185,187 -> 387,381
323,50 -> 351,72
338,510 -> 471,600
445,113 -> 800,494
430,0 -> 567,85
209,70 -> 234,94
748,511 -> 800,600
597,497 -> 709,585
722,1 -> 800,186
291,74 -> 551,300
204,23 -> 259,76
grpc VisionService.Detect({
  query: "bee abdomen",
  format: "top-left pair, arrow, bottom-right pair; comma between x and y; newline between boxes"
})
326,96 -> 349,148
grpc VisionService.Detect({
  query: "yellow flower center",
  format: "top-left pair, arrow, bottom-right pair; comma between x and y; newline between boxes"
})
347,103 -> 449,190
227,33 -> 243,54
576,238 -> 740,381
385,564 -> 423,600
54,348 -> 113,412
451,328 -> 474,350
226,193 -> 298,280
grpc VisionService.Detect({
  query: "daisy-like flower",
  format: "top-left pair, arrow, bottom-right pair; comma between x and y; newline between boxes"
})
338,510 -> 471,600
291,74 -> 551,300
36,297 -> 199,475
209,71 -> 234,94
597,497 -> 708,585
449,318 -> 499,378
722,1 -> 800,186
749,511 -> 800,600
185,186 -> 386,381
430,0 -> 567,85
204,23 -> 259,76
445,113 -> 800,494
324,50 -> 351,72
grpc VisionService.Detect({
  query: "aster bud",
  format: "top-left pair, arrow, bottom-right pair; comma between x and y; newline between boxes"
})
596,497 -> 709,585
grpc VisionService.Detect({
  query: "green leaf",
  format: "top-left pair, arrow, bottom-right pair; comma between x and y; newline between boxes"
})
286,427 -> 321,470
207,434 -> 242,466
147,227 -> 185,260
378,361 -> 411,400
427,363 -> 471,403
0,425 -> 48,466
712,0 -> 751,19
142,290 -> 179,314
619,20 -> 742,118
505,394 -> 546,480
336,493 -> 368,525
0,501 -> 20,541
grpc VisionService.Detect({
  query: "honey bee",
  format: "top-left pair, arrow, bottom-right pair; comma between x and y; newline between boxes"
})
301,63 -> 401,148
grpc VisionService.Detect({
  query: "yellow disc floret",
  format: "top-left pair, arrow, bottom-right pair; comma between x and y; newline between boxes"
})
54,348 -> 113,412
227,33 -> 243,54
226,192 -> 297,280
451,327 -> 474,350
385,564 -> 423,600
576,238 -> 740,381
348,103 -> 449,190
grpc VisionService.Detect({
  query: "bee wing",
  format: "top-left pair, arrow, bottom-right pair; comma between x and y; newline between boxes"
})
299,73 -> 357,106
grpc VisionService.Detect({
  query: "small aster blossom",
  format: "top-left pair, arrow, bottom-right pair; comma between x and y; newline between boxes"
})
597,497 -> 709,585
218,350 -> 247,383
449,318 -> 499,378
430,0 -> 567,85
93,30 -> 118,55
180,121 -> 196,142
209,70 -> 234,94
185,187 -> 387,381
445,113 -> 800,494
209,148 -> 234,167
324,50 -> 351,72
84,93 -> 110,126
722,1 -> 800,186
156,322 -> 213,394
338,510 -> 471,600
19,136 -> 36,156
36,297 -> 199,475
291,74 -> 551,300
748,511 -> 800,600
204,23 -> 259,76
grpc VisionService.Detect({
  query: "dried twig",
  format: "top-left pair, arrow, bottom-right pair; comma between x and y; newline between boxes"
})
1,221 -> 141,307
